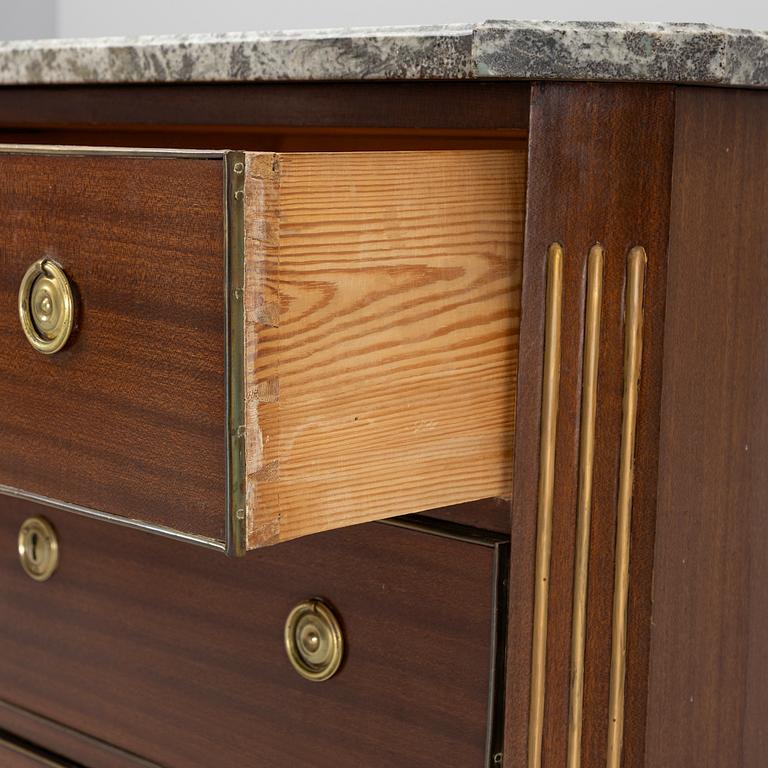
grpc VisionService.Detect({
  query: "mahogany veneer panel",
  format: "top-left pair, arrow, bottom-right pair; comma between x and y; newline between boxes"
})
645,87 -> 768,768
0,496 -> 506,768
0,152 -> 227,541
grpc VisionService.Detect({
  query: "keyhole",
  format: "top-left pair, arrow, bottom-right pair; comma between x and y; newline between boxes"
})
18,517 -> 58,581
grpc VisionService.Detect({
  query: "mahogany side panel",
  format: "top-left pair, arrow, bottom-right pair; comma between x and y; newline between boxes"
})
645,87 -> 768,768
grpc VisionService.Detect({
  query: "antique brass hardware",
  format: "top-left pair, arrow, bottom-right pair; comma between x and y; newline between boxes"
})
284,598 -> 344,682
18,516 -> 59,582
18,259 -> 75,354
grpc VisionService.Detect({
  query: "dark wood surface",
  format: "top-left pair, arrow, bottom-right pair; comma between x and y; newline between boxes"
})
0,703 -> 158,768
0,732 -> 80,768
0,496 -> 505,768
505,82 -> 675,767
0,82 -> 529,132
645,87 -> 768,768
0,127 -> 525,152
0,152 -> 227,541
425,498 -> 511,534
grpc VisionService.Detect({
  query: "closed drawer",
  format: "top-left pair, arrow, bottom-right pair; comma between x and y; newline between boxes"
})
0,497 -> 508,768
0,145 -> 523,553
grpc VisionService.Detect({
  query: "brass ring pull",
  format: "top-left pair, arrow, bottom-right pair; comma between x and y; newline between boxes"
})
18,259 -> 75,354
284,598 -> 344,682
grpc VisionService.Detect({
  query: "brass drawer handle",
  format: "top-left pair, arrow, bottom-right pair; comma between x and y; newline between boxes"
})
284,598 -> 344,682
18,516 -> 59,582
18,259 -> 75,354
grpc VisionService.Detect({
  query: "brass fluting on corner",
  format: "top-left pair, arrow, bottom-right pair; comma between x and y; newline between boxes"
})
528,243 -> 564,768
567,244 -> 605,768
606,245 -> 647,768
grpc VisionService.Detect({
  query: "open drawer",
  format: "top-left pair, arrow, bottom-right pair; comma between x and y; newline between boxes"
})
0,146 -> 523,553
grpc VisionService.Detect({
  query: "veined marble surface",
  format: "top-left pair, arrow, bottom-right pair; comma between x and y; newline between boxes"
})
0,20 -> 765,88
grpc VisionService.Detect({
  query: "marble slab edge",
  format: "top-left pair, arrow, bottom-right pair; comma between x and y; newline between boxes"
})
474,21 -> 768,88
0,20 -> 765,88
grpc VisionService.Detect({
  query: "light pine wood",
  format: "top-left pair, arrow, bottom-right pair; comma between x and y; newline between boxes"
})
244,150 -> 524,547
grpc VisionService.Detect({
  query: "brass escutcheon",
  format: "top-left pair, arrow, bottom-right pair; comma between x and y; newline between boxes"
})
18,517 -> 59,582
18,259 -> 75,354
284,598 -> 344,682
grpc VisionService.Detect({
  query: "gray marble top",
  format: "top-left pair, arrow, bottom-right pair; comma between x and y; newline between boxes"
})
0,20 -> 766,88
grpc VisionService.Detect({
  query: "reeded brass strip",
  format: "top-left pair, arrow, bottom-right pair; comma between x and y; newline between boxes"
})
567,244 -> 605,768
528,243 -> 564,768
606,246 -> 647,768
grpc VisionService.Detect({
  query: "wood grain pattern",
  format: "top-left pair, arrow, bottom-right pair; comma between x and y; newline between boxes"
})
243,150 -> 523,546
504,82 -> 675,768
0,496 -> 504,768
0,152 -> 227,541
0,703 -> 156,768
645,87 -> 768,768
0,82 -> 530,132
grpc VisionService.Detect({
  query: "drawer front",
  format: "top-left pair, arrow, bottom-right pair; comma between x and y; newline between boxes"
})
0,498 -> 507,768
0,148 -> 230,546
0,145 -> 522,553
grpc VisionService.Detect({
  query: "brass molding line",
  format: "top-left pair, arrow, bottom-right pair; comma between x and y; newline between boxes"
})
528,243 -> 564,768
0,484 -> 226,551
567,244 -> 605,768
606,245 -> 647,768
224,151 -> 248,557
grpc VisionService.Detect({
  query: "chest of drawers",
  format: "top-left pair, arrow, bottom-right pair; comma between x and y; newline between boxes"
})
0,20 -> 767,768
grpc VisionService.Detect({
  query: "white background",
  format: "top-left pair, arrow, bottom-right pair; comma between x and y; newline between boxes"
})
2,0 -> 767,40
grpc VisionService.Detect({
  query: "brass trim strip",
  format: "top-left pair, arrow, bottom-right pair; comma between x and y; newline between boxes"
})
567,244 -> 604,768
606,246 -> 647,768
528,243 -> 564,768
486,539 -> 511,767
0,485 -> 226,551
224,151 -> 248,557
0,143 -> 227,159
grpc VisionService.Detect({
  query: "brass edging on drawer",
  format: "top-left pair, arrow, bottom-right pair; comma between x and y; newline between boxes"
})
224,150 -> 248,557
0,143 -> 229,160
486,537 -> 510,768
0,484 -> 226,552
